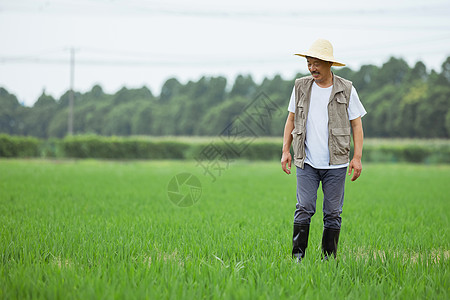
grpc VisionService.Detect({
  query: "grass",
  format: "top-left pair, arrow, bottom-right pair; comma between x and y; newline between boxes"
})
0,159 -> 449,299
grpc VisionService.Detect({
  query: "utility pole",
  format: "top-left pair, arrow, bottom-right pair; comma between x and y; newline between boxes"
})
68,47 -> 75,136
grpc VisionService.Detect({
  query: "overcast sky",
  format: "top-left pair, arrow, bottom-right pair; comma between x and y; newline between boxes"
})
1,0 -> 449,106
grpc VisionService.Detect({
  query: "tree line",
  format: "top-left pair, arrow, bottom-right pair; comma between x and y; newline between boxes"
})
1,56 -> 449,138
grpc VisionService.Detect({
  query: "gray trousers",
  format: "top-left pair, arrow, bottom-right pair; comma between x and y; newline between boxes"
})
294,164 -> 347,229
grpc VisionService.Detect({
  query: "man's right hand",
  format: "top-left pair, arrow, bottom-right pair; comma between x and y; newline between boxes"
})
281,152 -> 292,175
281,112 -> 295,175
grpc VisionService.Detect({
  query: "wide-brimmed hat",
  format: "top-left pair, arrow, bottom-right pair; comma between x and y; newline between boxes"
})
294,39 -> 345,67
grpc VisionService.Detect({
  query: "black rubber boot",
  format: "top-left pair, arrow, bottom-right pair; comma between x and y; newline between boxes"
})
292,223 -> 310,262
321,227 -> 340,261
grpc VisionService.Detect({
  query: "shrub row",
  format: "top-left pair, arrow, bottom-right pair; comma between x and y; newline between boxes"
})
0,134 -> 449,164
0,134 -> 40,157
61,135 -> 190,159
360,143 -> 450,164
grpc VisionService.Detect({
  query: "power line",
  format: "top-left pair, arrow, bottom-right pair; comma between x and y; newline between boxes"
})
1,35 -> 449,67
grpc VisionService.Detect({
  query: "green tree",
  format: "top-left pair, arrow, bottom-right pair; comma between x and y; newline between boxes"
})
406,61 -> 428,82
376,57 -> 410,86
47,109 -> 68,138
0,88 -> 24,135
352,64 -> 379,93
198,96 -> 248,136
25,92 -> 57,138
131,102 -> 153,135
229,75 -> 257,98
441,56 -> 450,83
160,78 -> 181,102
102,102 -> 140,136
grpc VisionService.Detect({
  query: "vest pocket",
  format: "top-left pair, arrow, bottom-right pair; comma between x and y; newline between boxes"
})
291,128 -> 304,159
331,127 -> 351,156
336,93 -> 347,104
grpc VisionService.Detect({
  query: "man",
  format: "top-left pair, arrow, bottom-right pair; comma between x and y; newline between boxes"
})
281,39 -> 367,262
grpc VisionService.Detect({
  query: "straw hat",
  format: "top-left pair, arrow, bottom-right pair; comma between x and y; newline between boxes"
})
294,39 -> 345,67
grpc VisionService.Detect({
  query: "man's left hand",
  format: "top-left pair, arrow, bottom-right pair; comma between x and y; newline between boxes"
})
348,158 -> 362,181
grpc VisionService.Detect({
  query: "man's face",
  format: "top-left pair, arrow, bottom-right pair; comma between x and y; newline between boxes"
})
307,57 -> 332,83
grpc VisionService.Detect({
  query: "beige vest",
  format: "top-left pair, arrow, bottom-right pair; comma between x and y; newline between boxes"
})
292,74 -> 353,169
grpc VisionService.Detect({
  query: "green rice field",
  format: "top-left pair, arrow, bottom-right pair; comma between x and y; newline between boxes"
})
1,159 -> 449,299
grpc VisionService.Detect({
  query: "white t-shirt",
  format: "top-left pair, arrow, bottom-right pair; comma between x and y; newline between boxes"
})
288,82 -> 367,169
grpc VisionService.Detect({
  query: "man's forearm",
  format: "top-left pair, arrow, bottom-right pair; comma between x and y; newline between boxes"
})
283,118 -> 294,153
351,118 -> 364,160
281,113 -> 295,175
